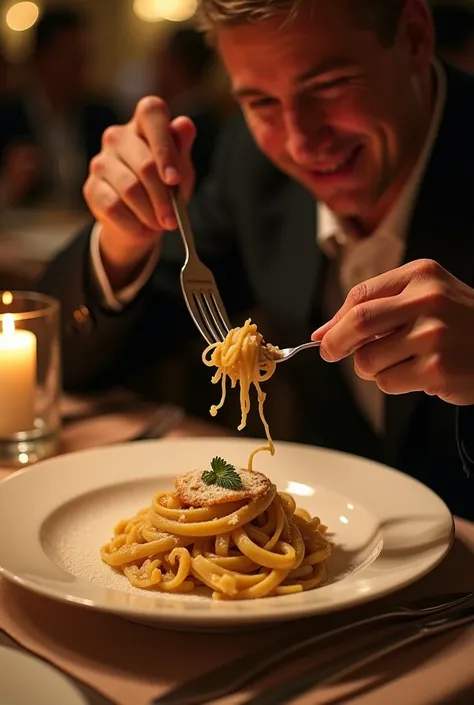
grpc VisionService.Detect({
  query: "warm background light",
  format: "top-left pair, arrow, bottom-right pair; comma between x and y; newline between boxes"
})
133,0 -> 197,23
5,1 -> 39,32
2,292 -> 13,306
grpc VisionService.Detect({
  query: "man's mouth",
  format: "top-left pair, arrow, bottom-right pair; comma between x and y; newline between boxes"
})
308,145 -> 363,180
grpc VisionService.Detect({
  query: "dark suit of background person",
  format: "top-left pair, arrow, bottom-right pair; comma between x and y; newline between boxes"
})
0,7 -> 119,209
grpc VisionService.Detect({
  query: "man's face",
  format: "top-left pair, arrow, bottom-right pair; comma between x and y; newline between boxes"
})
217,0 -> 434,220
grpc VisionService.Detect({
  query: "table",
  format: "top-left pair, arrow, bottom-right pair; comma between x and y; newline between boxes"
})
0,208 -> 90,288
0,409 -> 473,705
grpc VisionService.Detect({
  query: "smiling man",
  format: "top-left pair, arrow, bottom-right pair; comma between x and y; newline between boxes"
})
39,0 -> 474,518
214,0 -> 431,233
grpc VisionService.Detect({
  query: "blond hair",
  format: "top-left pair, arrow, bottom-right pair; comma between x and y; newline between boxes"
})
197,0 -> 405,46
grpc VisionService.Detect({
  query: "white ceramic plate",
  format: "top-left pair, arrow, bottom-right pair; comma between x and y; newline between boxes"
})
0,438 -> 454,630
0,645 -> 87,705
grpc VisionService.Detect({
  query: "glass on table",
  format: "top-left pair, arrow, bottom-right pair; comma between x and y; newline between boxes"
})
0,291 -> 61,467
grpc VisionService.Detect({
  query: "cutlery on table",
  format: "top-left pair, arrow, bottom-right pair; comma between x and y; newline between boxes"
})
241,601 -> 474,705
151,592 -> 472,705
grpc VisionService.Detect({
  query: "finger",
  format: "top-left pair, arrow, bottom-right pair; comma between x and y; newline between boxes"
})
354,330 -> 410,381
84,176 -> 158,242
312,260 -> 447,341
319,295 -> 411,362
90,151 -> 160,232
102,126 -> 176,230
374,357 -> 425,395
133,97 -> 182,186
354,317 -> 447,381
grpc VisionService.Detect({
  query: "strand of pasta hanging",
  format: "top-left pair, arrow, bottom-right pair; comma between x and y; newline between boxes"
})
202,319 -> 282,470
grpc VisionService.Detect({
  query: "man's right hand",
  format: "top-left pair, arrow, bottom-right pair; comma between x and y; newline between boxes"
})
83,96 -> 197,289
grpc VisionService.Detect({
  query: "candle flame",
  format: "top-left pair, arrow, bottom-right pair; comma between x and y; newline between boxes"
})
2,291 -> 13,305
2,313 -> 16,336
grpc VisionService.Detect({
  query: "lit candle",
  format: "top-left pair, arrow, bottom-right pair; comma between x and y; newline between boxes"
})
0,314 -> 37,436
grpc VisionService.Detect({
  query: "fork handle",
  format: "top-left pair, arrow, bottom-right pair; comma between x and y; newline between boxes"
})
170,186 -> 198,262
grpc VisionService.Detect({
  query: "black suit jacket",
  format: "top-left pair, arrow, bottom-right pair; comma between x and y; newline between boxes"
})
0,93 -> 119,206
39,64 -> 474,520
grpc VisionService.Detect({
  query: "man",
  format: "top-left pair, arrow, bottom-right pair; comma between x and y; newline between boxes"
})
432,1 -> 474,74
0,7 -> 119,209
39,0 -> 474,518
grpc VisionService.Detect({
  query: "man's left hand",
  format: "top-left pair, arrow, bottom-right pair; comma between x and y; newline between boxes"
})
312,259 -> 474,406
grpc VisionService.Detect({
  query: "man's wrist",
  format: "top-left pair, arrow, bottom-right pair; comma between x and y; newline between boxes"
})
99,238 -> 157,292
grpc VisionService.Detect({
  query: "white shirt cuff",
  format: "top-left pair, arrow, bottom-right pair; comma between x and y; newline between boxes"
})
90,222 -> 161,311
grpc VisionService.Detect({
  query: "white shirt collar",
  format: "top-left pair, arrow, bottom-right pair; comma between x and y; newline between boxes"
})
317,60 -> 447,256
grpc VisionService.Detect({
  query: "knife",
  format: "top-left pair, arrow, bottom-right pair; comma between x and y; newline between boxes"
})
241,602 -> 474,705
151,592 -> 472,705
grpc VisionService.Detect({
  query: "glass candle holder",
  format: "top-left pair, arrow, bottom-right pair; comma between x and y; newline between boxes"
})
0,291 -> 61,467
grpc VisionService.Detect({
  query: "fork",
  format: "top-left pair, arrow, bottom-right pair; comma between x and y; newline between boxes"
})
171,187 -> 231,345
270,340 -> 321,363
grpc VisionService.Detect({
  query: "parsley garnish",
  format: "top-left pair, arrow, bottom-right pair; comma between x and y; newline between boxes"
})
202,457 -> 244,491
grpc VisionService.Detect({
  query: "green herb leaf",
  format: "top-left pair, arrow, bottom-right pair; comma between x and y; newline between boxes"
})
201,457 -> 244,491
216,470 -> 244,491
201,469 -> 216,485
210,456 -> 235,475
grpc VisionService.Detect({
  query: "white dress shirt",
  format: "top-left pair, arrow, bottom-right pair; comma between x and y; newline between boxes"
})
90,222 -> 161,311
91,62 -> 446,434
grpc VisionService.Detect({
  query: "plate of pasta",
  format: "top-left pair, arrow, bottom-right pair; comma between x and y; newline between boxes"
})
0,319 -> 454,629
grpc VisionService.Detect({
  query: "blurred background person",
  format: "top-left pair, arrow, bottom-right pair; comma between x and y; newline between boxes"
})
432,1 -> 474,74
0,6 -> 120,210
156,25 -> 222,187
114,24 -> 224,189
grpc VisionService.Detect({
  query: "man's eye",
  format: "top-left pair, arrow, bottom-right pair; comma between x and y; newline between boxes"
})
316,77 -> 350,93
249,97 -> 278,109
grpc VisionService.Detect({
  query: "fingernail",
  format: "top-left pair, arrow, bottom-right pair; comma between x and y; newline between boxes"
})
320,348 -> 335,363
164,167 -> 179,185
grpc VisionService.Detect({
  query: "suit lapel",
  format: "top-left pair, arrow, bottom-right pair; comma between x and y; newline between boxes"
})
385,66 -> 474,464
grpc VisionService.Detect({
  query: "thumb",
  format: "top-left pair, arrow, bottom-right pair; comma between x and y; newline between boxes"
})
170,116 -> 197,200
311,318 -> 336,342
170,116 -> 197,157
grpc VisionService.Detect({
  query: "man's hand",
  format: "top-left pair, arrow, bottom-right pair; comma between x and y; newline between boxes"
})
312,259 -> 474,406
83,96 -> 197,288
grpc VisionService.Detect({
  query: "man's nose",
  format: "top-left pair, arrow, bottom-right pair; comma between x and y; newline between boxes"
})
285,107 -> 333,165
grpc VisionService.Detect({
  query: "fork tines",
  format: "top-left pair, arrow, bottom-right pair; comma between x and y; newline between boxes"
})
182,279 -> 231,345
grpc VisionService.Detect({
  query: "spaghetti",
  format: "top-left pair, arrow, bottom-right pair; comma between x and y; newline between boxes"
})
202,319 -> 281,470
100,469 -> 332,600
